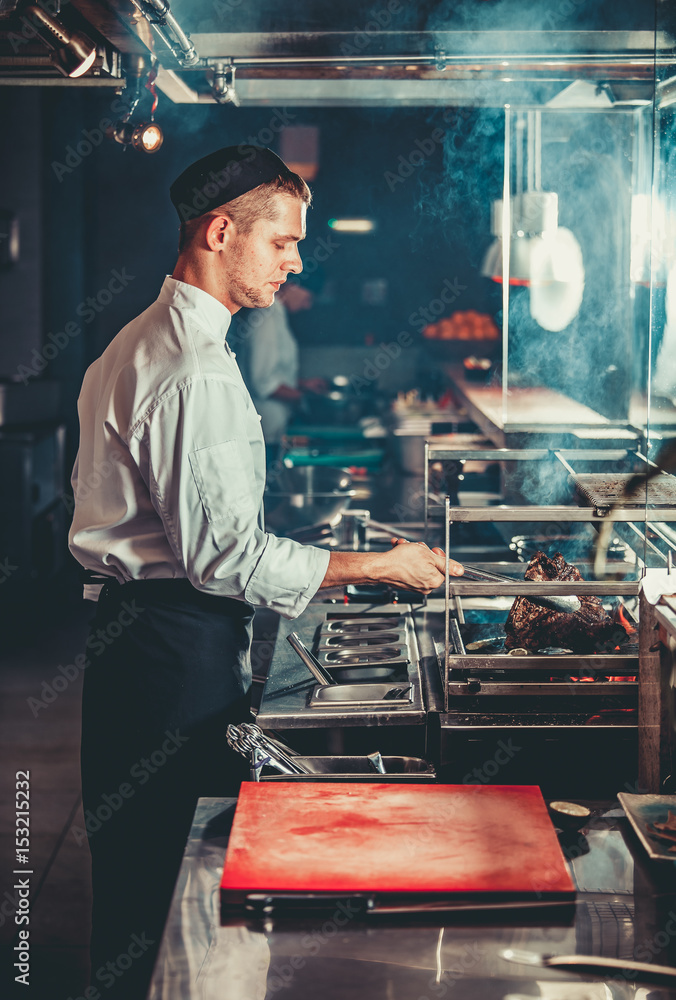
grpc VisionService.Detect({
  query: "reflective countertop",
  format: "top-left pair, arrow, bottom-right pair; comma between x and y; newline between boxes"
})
148,796 -> 676,1000
256,603 -> 427,729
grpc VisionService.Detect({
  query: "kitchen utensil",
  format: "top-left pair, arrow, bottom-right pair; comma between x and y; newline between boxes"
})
258,753 -> 436,783
264,466 -> 355,532
326,664 -> 401,683
449,618 -> 466,655
501,948 -> 676,988
462,565 -> 582,615
617,792 -> 676,861
548,801 -> 591,830
287,631 -> 336,686
366,752 -> 386,774
221,784 -> 575,908
226,723 -> 309,776
382,685 -> 412,700
308,681 -> 413,708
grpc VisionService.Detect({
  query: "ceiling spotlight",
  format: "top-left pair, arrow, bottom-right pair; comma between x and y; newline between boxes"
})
132,122 -> 163,152
110,121 -> 164,153
24,4 -> 97,78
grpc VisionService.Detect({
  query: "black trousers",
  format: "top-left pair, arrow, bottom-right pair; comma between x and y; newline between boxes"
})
80,579 -> 253,999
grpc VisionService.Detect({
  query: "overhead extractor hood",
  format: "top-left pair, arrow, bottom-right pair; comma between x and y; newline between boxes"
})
0,0 -> 672,105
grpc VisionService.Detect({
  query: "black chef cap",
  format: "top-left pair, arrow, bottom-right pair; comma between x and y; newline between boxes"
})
170,145 -> 291,223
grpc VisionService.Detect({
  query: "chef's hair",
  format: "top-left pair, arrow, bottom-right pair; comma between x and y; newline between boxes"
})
178,173 -> 311,253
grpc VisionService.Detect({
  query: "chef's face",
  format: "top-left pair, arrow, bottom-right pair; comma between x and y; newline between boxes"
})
224,194 -> 306,311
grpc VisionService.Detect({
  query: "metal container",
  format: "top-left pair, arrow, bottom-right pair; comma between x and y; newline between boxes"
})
309,681 -> 413,708
259,755 -> 436,782
264,465 -> 355,531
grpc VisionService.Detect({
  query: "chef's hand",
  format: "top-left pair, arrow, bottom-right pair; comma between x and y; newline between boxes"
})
382,538 -> 464,594
319,542 -> 464,593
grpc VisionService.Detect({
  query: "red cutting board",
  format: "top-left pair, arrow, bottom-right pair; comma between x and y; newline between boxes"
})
220,783 -> 575,905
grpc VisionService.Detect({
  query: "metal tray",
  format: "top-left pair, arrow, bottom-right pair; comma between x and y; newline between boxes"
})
326,664 -> 407,683
259,755 -> 436,782
308,682 -> 413,709
618,793 -> 676,861
572,473 -> 676,509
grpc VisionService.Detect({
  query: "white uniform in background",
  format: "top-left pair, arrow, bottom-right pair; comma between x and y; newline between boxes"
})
239,299 -> 300,442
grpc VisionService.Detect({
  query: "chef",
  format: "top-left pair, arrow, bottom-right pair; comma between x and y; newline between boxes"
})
69,144 -> 464,998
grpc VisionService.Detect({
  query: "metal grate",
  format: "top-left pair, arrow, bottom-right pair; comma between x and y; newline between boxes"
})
571,473 -> 676,509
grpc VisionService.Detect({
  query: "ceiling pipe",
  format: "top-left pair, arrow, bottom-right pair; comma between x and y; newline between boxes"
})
130,0 -> 199,68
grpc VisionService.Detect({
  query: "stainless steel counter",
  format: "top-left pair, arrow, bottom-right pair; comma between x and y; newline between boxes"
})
256,603 -> 427,730
148,795 -> 676,1000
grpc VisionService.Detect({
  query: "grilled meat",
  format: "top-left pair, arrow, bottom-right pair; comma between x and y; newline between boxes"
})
504,551 -> 620,653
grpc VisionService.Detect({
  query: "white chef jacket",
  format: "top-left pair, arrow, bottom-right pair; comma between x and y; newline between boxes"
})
68,276 -> 329,618
237,299 -> 299,442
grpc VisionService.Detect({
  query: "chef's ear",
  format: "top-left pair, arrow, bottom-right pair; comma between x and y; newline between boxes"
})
204,212 -> 234,252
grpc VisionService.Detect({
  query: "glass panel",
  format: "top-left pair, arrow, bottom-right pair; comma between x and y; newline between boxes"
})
646,3 -> 676,569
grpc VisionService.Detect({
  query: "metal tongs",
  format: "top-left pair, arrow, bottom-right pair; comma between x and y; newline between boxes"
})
226,722 -> 310,777
287,632 -> 336,686
462,565 -> 581,615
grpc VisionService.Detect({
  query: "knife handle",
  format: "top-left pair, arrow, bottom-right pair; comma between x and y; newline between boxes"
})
546,954 -> 676,985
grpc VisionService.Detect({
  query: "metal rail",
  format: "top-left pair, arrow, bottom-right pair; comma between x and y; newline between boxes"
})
446,682 -> 638,697
446,580 -> 639,596
423,444 -> 640,535
447,505 -> 676,522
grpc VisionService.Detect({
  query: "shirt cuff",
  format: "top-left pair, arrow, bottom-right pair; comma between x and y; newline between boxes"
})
245,536 -> 330,619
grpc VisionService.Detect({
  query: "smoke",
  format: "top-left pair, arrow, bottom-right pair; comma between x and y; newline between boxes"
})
410,107 -> 504,262
415,103 -> 637,421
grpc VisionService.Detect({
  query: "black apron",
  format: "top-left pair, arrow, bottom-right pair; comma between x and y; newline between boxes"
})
80,578 -> 253,999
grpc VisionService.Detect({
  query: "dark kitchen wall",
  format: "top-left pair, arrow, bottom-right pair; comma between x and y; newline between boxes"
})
0,86 -> 504,476
55,95 -> 499,363
0,88 -> 43,376
0,85 -> 641,457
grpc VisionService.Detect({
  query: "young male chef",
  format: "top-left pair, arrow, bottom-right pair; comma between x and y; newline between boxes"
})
69,144 -> 464,998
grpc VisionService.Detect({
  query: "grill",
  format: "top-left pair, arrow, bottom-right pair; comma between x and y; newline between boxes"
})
441,606 -> 639,699
572,473 -> 676,510
419,447 -> 674,793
